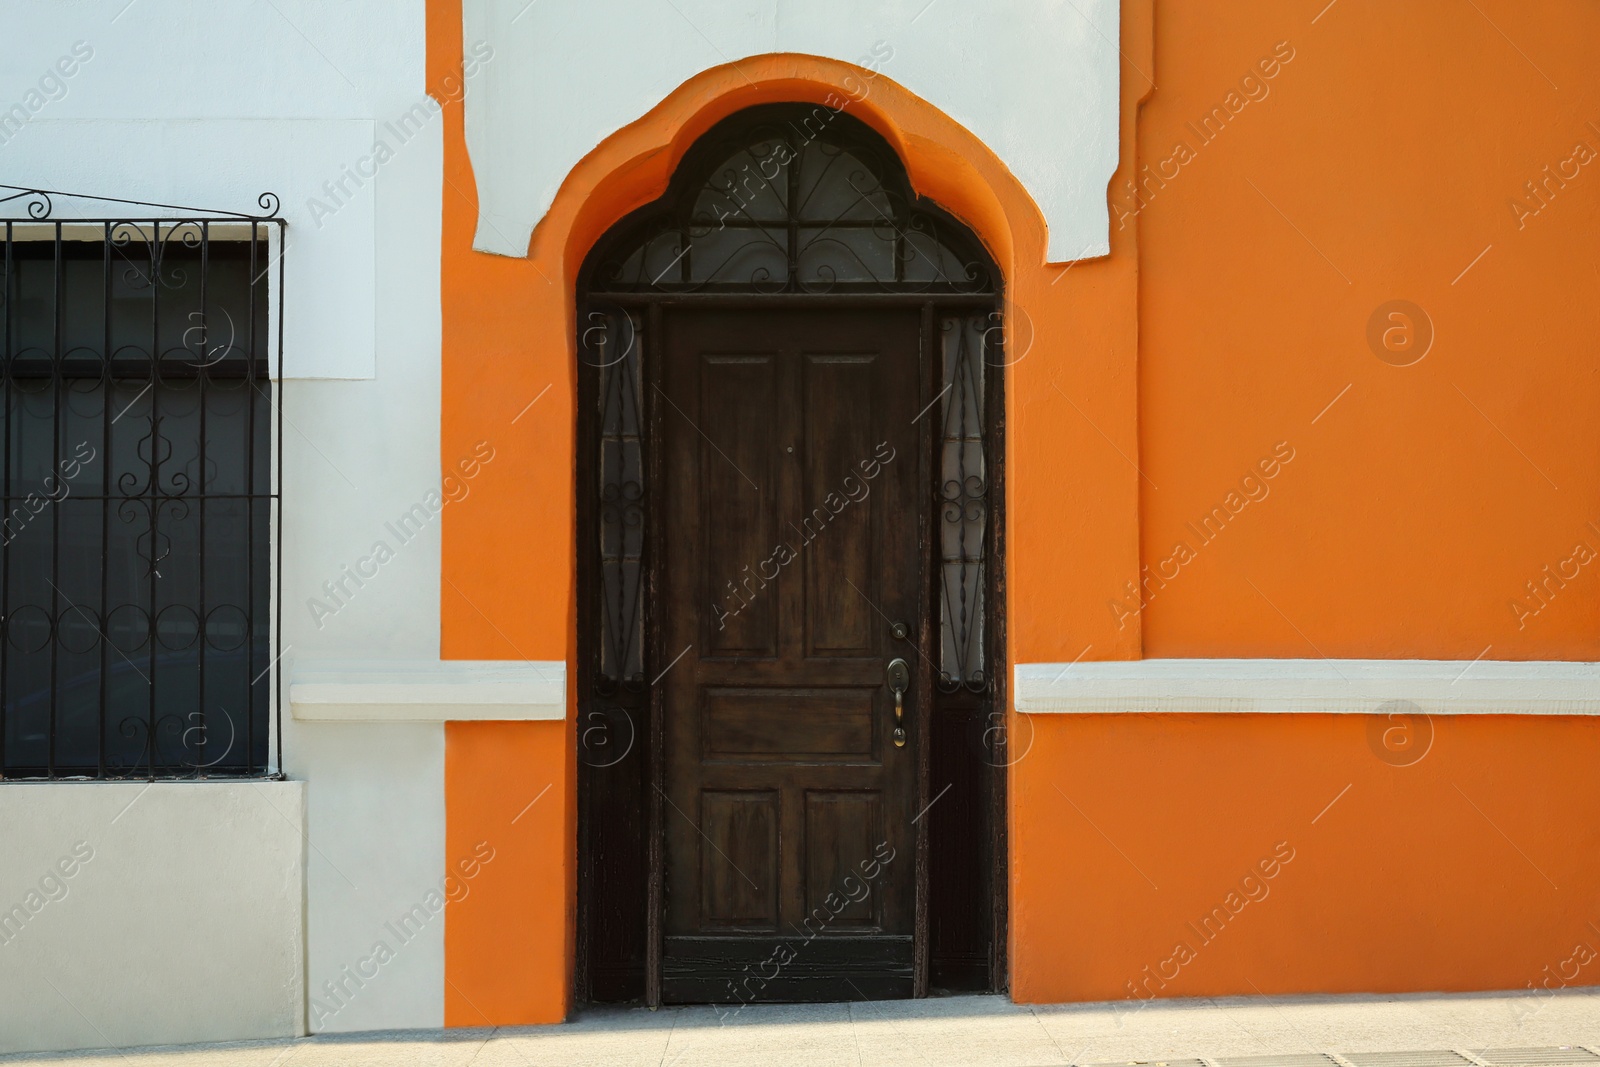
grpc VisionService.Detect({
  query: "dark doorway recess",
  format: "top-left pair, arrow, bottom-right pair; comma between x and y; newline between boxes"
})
574,104 -> 1008,1008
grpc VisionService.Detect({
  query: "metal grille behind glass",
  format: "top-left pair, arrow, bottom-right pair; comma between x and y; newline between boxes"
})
938,313 -> 992,692
0,186 -> 283,779
588,306 -> 645,693
589,106 -> 992,296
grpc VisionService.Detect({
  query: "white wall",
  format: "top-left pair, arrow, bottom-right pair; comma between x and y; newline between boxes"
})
291,722 -> 445,1033
0,1 -> 436,378
0,782 -> 305,1055
462,0 -> 1122,261
2,0 -> 456,1039
284,661 -> 565,1032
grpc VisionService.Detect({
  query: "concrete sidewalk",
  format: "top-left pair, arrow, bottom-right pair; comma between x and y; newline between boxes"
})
6,989 -> 1600,1066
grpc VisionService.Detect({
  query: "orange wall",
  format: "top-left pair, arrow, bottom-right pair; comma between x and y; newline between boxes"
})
1136,0 -> 1600,659
443,721 -> 568,1025
1011,0 -> 1600,1005
1013,711 -> 1600,1004
430,0 -> 573,1024
430,0 -> 1600,1018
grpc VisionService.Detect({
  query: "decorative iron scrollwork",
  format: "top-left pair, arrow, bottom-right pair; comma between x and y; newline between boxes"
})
584,304 -> 646,694
939,314 -> 992,693
0,184 -> 280,223
586,109 -> 992,296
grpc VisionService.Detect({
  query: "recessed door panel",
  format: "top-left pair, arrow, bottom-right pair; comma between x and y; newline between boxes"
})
802,354 -> 878,657
699,790 -> 780,930
804,791 -> 885,930
699,354 -> 778,657
702,688 -> 877,762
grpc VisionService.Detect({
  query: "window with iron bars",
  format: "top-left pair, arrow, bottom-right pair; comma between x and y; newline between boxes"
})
0,187 -> 283,780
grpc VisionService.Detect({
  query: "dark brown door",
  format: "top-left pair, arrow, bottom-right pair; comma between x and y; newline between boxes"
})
658,307 -> 922,1003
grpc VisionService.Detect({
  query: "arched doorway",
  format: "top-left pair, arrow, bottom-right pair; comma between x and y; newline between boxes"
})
574,103 -> 1007,1007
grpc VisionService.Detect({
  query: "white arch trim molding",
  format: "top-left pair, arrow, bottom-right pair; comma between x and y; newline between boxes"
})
461,0 -> 1121,263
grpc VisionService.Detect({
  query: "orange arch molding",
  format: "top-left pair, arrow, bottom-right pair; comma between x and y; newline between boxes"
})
431,0 -> 1147,1022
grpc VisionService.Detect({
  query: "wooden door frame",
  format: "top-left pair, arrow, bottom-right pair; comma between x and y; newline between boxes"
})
574,289 -> 1008,1007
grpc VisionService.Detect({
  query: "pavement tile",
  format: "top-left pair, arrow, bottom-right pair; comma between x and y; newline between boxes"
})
660,1002 -> 859,1067
849,997 -> 1067,1067
6,990 -> 1600,1066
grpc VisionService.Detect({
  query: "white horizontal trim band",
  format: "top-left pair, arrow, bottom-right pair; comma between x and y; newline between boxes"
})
290,660 -> 565,722
1014,659 -> 1600,715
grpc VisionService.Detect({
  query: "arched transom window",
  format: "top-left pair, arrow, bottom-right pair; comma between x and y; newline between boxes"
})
586,104 -> 995,295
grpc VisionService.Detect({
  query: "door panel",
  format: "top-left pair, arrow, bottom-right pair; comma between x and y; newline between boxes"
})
660,308 -> 921,1003
802,354 -> 876,656
701,688 -> 876,762
699,790 -> 780,930
804,791 -> 884,928
699,355 -> 778,657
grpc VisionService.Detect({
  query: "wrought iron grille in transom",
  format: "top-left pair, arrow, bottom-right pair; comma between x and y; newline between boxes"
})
587,105 -> 994,296
0,185 -> 284,780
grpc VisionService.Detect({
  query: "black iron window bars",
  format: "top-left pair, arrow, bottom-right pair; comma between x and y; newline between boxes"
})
0,185 -> 284,780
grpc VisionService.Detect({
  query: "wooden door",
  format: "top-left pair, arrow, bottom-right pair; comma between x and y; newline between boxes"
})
658,307 -> 923,1003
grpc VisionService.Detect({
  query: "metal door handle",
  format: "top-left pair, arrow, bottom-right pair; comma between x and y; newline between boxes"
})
885,657 -> 910,748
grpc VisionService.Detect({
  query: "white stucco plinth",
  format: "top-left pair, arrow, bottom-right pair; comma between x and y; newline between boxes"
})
0,780 -> 306,1055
